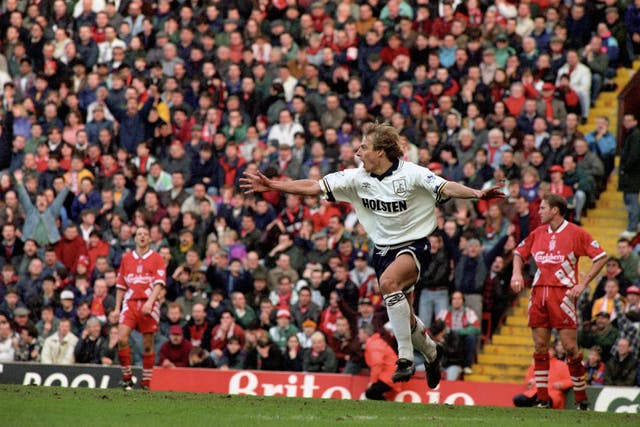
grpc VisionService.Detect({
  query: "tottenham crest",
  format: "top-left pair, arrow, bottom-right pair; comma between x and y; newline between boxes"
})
392,178 -> 407,196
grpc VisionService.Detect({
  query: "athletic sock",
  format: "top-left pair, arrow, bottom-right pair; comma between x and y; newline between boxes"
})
118,346 -> 132,381
533,352 -> 550,402
142,353 -> 155,388
383,291 -> 414,361
411,315 -> 437,362
567,353 -> 588,402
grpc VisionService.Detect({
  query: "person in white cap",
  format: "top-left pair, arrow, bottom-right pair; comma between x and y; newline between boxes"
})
269,309 -> 299,352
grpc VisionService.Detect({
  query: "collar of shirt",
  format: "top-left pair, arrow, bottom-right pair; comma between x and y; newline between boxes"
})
370,159 -> 399,181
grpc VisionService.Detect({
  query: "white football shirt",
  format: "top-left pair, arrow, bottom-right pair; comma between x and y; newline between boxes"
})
319,160 -> 448,246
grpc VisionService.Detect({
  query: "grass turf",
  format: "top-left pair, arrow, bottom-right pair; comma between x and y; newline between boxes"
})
1,384 -> 637,427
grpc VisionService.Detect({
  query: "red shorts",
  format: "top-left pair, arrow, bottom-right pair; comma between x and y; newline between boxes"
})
528,286 -> 577,329
120,299 -> 160,334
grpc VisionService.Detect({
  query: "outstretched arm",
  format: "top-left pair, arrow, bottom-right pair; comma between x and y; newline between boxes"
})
441,181 -> 505,201
240,171 -> 323,197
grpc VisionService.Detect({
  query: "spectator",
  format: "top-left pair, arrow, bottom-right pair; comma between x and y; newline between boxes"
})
592,258 -> 631,302
618,238 -> 640,284
269,309 -> 299,352
218,336 -> 247,370
303,331 -> 337,373
555,51 -> 591,120
513,347 -> 572,409
0,314 -> 16,362
605,338 -> 637,386
209,310 -> 244,360
591,279 -> 622,320
282,334 -> 304,372
158,325 -> 193,368
14,323 -> 40,362
182,303 -> 211,349
41,318 -> 78,365
74,317 -> 104,364
578,312 -> 618,363
430,319 -> 464,381
453,238 -> 486,317
436,291 -> 481,375
584,346 -> 606,386
244,336 -> 284,371
359,323 -> 400,400
619,113 -> 640,240
290,286 -> 321,328
585,116 -> 616,181
417,233 -> 451,329
14,169 -> 69,246
188,347 -> 216,369
99,325 -> 120,366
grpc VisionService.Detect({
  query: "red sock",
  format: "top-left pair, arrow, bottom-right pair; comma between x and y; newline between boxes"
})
142,353 -> 155,388
533,352 -> 550,402
567,354 -> 587,402
118,346 -> 132,381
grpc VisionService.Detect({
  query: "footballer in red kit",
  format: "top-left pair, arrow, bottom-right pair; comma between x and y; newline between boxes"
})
511,194 -> 607,410
115,225 -> 166,390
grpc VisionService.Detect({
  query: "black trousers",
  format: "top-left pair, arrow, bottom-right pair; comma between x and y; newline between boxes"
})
365,381 -> 392,401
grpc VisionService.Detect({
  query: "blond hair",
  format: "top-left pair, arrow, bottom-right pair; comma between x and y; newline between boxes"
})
362,122 -> 403,160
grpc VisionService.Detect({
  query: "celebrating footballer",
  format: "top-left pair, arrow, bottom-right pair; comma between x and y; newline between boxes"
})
241,122 -> 504,387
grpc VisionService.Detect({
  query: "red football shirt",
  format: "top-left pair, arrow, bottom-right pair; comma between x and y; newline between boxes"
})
515,221 -> 606,288
116,250 -> 166,301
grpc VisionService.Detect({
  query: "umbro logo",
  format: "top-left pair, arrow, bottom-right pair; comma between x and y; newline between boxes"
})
361,182 -> 371,189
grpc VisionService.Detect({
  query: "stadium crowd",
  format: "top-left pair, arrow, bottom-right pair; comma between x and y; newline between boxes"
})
0,0 -> 639,390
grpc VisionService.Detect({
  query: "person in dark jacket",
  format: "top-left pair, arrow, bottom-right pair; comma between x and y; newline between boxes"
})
605,338 -> 637,386
619,114 -> 640,239
417,233 -> 451,329
453,238 -> 487,319
303,331 -> 337,373
104,91 -> 155,154
188,144 -> 224,190
74,317 -> 104,364
244,336 -> 284,371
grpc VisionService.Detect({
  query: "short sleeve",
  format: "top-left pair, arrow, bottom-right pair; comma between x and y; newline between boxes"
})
153,255 -> 167,286
514,231 -> 535,261
319,169 -> 358,203
116,261 -> 127,291
417,168 -> 449,203
576,228 -> 607,261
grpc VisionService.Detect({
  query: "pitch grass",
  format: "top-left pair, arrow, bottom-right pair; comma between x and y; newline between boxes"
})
1,385 -> 637,427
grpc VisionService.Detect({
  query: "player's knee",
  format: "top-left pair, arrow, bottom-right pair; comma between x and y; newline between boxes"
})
563,344 -> 579,358
379,277 -> 401,295
533,341 -> 548,354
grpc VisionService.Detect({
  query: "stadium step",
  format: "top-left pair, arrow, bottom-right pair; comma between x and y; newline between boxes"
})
496,325 -> 530,337
463,374 -> 523,384
483,344 -> 533,356
492,335 -> 532,346
470,364 -> 529,376
478,354 -> 531,367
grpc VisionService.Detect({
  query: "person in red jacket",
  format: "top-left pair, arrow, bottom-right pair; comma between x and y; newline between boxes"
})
54,224 -> 88,273
513,346 -> 572,409
379,34 -> 410,66
209,310 -> 245,360
159,325 -> 193,368
548,165 -> 574,200
359,323 -> 401,400
87,231 -> 109,275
